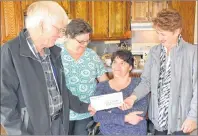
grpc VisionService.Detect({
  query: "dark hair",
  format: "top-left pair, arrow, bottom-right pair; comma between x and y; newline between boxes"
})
111,50 -> 134,68
65,18 -> 92,38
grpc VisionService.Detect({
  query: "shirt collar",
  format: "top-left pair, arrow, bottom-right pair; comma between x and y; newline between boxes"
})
24,30 -> 50,60
162,34 -> 182,53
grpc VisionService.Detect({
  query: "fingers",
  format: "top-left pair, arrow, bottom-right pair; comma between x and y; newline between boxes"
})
133,111 -> 144,115
187,127 -> 192,133
135,115 -> 143,121
118,106 -> 122,110
88,104 -> 96,116
119,102 -> 131,111
181,122 -> 185,131
138,116 -> 143,121
128,116 -> 143,125
181,120 -> 188,133
119,96 -> 136,111
181,119 -> 195,134
182,126 -> 187,133
123,103 -> 130,110
90,111 -> 95,116
183,125 -> 190,133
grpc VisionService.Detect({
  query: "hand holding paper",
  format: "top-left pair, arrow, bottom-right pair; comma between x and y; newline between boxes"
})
90,92 -> 123,111
88,104 -> 96,116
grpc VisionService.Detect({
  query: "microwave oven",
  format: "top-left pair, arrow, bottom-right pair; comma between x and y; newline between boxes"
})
131,51 -> 148,69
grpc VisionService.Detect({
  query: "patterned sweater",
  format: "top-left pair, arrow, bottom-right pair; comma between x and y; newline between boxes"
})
93,78 -> 149,135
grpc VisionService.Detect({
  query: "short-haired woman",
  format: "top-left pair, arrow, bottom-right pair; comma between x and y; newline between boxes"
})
57,19 -> 108,135
121,9 -> 197,135
93,50 -> 149,135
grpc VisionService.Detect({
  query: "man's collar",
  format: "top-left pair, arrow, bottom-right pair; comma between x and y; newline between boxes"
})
24,30 -> 51,59
19,29 -> 61,59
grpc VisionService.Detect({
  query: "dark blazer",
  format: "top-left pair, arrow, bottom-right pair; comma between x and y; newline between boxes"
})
1,29 -> 89,135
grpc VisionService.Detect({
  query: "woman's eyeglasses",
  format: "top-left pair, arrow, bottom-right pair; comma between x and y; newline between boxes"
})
74,37 -> 90,45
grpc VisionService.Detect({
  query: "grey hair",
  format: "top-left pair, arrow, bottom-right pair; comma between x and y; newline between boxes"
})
25,1 -> 68,29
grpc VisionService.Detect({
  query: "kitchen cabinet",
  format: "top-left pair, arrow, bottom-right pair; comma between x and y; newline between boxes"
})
149,1 -> 168,20
89,1 -> 131,40
1,1 -> 23,45
21,0 -> 71,20
89,1 -> 109,40
131,1 -> 149,22
108,1 -> 131,39
169,1 -> 196,44
69,1 -> 89,22
0,0 -> 70,45
131,1 -> 168,22
1,1 -> 131,45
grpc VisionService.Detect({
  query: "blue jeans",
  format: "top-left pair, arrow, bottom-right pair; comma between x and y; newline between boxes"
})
68,117 -> 93,135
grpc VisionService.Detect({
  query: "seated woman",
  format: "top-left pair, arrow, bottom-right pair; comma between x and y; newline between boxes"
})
93,50 -> 149,135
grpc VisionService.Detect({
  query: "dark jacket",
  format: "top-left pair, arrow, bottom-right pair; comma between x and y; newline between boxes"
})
0,29 -> 89,135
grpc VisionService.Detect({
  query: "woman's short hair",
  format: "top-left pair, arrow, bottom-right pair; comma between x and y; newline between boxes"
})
25,1 -> 68,29
152,8 -> 182,32
111,50 -> 134,68
65,19 -> 92,38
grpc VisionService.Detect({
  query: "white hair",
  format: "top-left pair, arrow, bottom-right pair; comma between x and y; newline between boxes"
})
25,1 -> 68,29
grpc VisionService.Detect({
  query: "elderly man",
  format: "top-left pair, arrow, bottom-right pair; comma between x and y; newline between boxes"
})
1,1 -> 94,135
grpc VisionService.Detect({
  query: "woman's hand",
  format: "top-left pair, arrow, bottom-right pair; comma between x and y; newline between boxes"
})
119,95 -> 137,110
88,104 -> 96,116
181,119 -> 197,133
124,111 -> 144,125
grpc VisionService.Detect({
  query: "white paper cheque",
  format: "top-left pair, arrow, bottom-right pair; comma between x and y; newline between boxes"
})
90,92 -> 123,111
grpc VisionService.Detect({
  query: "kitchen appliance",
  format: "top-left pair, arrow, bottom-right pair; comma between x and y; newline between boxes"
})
131,51 -> 147,69
117,41 -> 131,50
101,53 -> 112,67
131,45 -> 151,69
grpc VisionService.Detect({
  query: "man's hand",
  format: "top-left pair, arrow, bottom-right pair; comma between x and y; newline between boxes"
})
88,104 -> 96,116
181,119 -> 197,133
119,95 -> 137,110
124,111 -> 143,125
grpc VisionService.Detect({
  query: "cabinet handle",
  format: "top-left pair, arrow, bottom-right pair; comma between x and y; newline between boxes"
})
146,12 -> 149,19
149,11 -> 152,20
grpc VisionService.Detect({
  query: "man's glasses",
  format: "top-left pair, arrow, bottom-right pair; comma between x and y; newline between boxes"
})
52,25 -> 65,34
74,37 -> 90,45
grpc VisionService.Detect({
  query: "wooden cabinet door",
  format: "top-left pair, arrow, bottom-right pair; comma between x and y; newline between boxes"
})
89,1 -> 109,40
70,1 -> 89,22
131,1 -> 149,22
1,1 -> 23,45
21,0 -> 70,26
149,1 -> 168,20
170,1 -> 196,43
56,1 -> 71,18
109,1 -> 131,39
21,0 -> 35,12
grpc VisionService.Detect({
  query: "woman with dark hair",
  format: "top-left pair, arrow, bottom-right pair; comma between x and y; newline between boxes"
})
57,19 -> 108,135
93,50 -> 149,135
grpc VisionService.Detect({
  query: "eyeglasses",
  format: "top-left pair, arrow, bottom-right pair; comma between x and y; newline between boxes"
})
52,25 -> 65,34
74,37 -> 90,45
